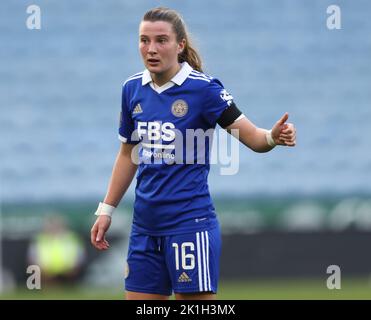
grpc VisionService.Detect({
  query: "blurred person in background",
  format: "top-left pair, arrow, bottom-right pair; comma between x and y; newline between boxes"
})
90,7 -> 296,300
28,215 -> 86,287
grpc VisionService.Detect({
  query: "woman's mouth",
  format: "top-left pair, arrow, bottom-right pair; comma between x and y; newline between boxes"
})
147,58 -> 160,66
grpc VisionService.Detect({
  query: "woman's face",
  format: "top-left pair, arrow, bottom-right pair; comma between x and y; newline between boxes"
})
139,20 -> 184,75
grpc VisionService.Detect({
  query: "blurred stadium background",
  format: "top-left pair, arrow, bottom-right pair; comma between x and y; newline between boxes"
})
1,0 -> 371,299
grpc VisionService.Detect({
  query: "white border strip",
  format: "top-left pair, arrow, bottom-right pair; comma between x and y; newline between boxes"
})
124,74 -> 143,85
201,232 -> 208,291
141,143 -> 175,150
235,114 -> 246,122
196,232 -> 203,292
205,231 -> 211,291
188,76 -> 211,83
118,134 -> 128,143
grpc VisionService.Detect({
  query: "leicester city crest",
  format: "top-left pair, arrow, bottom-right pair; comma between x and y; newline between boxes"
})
220,89 -> 234,106
171,99 -> 188,117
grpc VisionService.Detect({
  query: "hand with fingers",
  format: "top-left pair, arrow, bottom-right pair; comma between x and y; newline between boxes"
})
271,112 -> 296,147
91,215 -> 111,250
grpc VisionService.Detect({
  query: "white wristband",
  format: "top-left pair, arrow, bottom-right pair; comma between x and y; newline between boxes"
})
266,130 -> 276,147
95,202 -> 116,218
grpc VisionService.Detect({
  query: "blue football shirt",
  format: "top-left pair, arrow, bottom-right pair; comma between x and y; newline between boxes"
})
119,62 -> 234,235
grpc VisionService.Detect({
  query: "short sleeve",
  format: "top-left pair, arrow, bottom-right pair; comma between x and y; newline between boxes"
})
203,78 -> 234,126
118,84 -> 137,144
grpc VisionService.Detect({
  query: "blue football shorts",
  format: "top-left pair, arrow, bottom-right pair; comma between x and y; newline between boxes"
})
124,224 -> 221,295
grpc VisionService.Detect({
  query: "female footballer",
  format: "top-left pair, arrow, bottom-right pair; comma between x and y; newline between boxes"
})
90,7 -> 296,300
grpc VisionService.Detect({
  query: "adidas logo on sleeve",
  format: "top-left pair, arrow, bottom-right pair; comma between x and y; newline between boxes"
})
133,103 -> 143,114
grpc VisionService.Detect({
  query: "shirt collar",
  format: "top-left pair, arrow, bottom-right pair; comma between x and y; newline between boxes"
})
141,62 -> 193,86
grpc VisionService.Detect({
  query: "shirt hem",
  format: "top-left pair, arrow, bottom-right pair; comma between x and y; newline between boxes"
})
131,219 -> 219,236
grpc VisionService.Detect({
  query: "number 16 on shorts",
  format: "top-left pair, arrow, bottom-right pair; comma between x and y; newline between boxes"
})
167,227 -> 221,293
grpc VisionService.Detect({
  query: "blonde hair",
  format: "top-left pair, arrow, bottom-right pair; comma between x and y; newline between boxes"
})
142,7 -> 203,72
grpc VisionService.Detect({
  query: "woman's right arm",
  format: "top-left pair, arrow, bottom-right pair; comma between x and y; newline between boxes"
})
103,142 -> 138,207
90,142 -> 138,250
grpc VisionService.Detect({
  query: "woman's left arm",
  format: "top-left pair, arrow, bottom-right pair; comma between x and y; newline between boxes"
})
225,112 -> 296,153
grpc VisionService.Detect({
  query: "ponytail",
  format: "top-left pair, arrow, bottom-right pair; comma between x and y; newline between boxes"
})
178,38 -> 203,72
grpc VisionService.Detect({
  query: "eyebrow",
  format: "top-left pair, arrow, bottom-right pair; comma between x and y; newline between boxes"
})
140,34 -> 170,38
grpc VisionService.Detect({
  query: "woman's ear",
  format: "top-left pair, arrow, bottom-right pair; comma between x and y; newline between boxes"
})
178,39 -> 186,54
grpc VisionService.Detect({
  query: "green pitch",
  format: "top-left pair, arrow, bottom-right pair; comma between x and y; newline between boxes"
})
1,277 -> 371,300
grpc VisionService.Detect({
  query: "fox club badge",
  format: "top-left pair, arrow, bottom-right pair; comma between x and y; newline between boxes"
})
171,99 -> 188,117
220,89 -> 234,106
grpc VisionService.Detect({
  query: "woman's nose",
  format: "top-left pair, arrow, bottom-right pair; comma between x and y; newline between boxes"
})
148,42 -> 157,54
